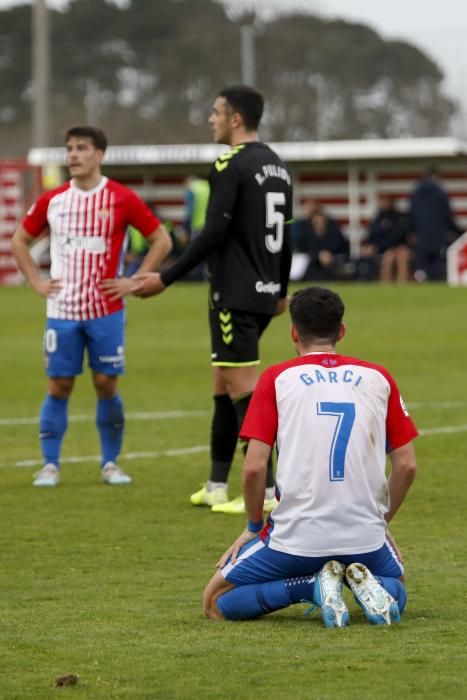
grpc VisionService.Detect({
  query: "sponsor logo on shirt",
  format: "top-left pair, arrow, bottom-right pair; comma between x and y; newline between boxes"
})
60,235 -> 106,253
255,281 -> 281,295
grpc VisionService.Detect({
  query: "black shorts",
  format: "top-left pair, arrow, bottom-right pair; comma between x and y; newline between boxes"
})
209,308 -> 272,366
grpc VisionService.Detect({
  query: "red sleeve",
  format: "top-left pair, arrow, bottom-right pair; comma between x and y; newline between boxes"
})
22,191 -> 53,238
239,368 -> 278,446
385,373 -> 419,451
125,189 -> 161,238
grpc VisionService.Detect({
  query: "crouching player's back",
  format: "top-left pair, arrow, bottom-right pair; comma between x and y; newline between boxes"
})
203,286 -> 417,627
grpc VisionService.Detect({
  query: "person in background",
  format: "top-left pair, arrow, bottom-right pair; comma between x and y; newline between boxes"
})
11,126 -> 172,487
360,194 -> 412,283
183,176 -> 210,280
409,165 -> 462,282
293,199 -> 349,281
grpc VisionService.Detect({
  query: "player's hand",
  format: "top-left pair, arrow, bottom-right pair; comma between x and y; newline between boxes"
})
101,277 -> 137,301
216,528 -> 258,569
131,272 -> 166,298
385,528 -> 404,564
31,277 -> 61,298
274,297 -> 288,316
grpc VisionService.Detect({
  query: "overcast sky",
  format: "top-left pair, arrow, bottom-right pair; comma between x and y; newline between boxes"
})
2,0 -> 467,118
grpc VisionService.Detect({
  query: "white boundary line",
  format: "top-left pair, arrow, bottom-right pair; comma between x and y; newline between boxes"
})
0,410 -> 208,427
1,401 -> 466,428
1,422 -> 467,470
419,424 -> 467,436
1,445 -> 209,469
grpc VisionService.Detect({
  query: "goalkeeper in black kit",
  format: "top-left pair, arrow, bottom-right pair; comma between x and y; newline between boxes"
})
132,84 -> 294,514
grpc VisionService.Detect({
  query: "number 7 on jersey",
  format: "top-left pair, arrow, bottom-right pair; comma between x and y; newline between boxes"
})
316,402 -> 356,481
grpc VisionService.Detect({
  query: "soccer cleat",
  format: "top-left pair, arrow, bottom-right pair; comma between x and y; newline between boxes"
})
211,495 -> 245,514
313,560 -> 350,628
263,497 -> 278,513
346,562 -> 400,625
190,483 -> 228,507
211,495 -> 278,514
101,462 -> 132,485
33,463 -> 60,487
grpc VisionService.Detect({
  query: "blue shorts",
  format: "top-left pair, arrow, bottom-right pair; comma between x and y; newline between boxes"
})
44,310 -> 125,377
222,537 -> 404,585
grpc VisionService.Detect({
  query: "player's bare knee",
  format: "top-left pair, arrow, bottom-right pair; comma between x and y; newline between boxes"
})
202,583 -> 225,620
203,597 -> 225,621
48,377 -> 74,399
92,373 -> 117,399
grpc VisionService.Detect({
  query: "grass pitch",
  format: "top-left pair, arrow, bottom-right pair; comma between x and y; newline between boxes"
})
0,283 -> 466,699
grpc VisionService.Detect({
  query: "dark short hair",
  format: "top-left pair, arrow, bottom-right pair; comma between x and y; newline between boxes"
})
65,126 -> 107,151
289,287 -> 345,344
217,84 -> 264,131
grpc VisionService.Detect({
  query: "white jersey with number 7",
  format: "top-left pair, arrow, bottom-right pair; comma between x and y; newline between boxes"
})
240,352 -> 418,557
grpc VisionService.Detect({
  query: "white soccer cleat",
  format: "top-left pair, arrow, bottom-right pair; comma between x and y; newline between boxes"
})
33,463 -> 60,487
346,562 -> 400,625
313,560 -> 350,628
101,462 -> 132,485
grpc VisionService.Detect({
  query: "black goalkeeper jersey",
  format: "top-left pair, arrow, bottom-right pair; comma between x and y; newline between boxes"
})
161,141 -> 293,315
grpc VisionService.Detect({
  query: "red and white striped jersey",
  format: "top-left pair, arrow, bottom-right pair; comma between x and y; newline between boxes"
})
240,352 -> 418,557
22,177 -> 160,320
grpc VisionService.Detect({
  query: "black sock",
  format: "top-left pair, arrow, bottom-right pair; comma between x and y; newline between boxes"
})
209,394 -> 238,483
234,393 -> 275,489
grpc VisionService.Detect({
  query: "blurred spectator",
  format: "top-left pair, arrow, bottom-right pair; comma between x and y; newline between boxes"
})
183,175 -> 210,280
359,194 -> 412,283
124,225 -> 150,277
292,199 -> 350,281
409,166 -> 462,282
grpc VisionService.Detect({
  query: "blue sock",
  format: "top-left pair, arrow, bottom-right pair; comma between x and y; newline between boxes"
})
375,576 -> 407,613
96,395 -> 124,467
39,395 -> 68,467
217,576 -> 315,621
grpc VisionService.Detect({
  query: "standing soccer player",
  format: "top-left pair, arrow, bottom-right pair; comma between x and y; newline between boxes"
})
132,85 -> 294,513
11,126 -> 172,487
203,286 -> 418,627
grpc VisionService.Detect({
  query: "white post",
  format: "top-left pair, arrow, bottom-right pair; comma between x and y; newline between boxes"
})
347,163 -> 362,259
32,0 -> 50,147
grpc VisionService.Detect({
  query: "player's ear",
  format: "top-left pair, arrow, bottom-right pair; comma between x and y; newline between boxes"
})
290,325 -> 300,344
231,111 -> 243,129
337,322 -> 346,343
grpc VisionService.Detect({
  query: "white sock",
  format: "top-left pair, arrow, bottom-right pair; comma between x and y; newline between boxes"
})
207,480 -> 227,492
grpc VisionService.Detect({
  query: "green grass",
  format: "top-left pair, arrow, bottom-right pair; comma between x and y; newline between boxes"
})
0,283 -> 466,699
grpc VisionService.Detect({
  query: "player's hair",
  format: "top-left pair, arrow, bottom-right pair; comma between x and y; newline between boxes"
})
65,126 -> 107,152
217,84 -> 264,131
289,286 -> 345,345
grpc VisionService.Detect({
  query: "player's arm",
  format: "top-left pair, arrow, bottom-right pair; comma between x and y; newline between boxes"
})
275,220 -> 293,315
132,163 -> 238,298
10,225 -> 60,298
102,223 -> 172,300
385,441 -> 417,524
216,439 -> 270,569
132,210 -> 231,298
137,224 -> 172,273
216,370 -> 277,569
